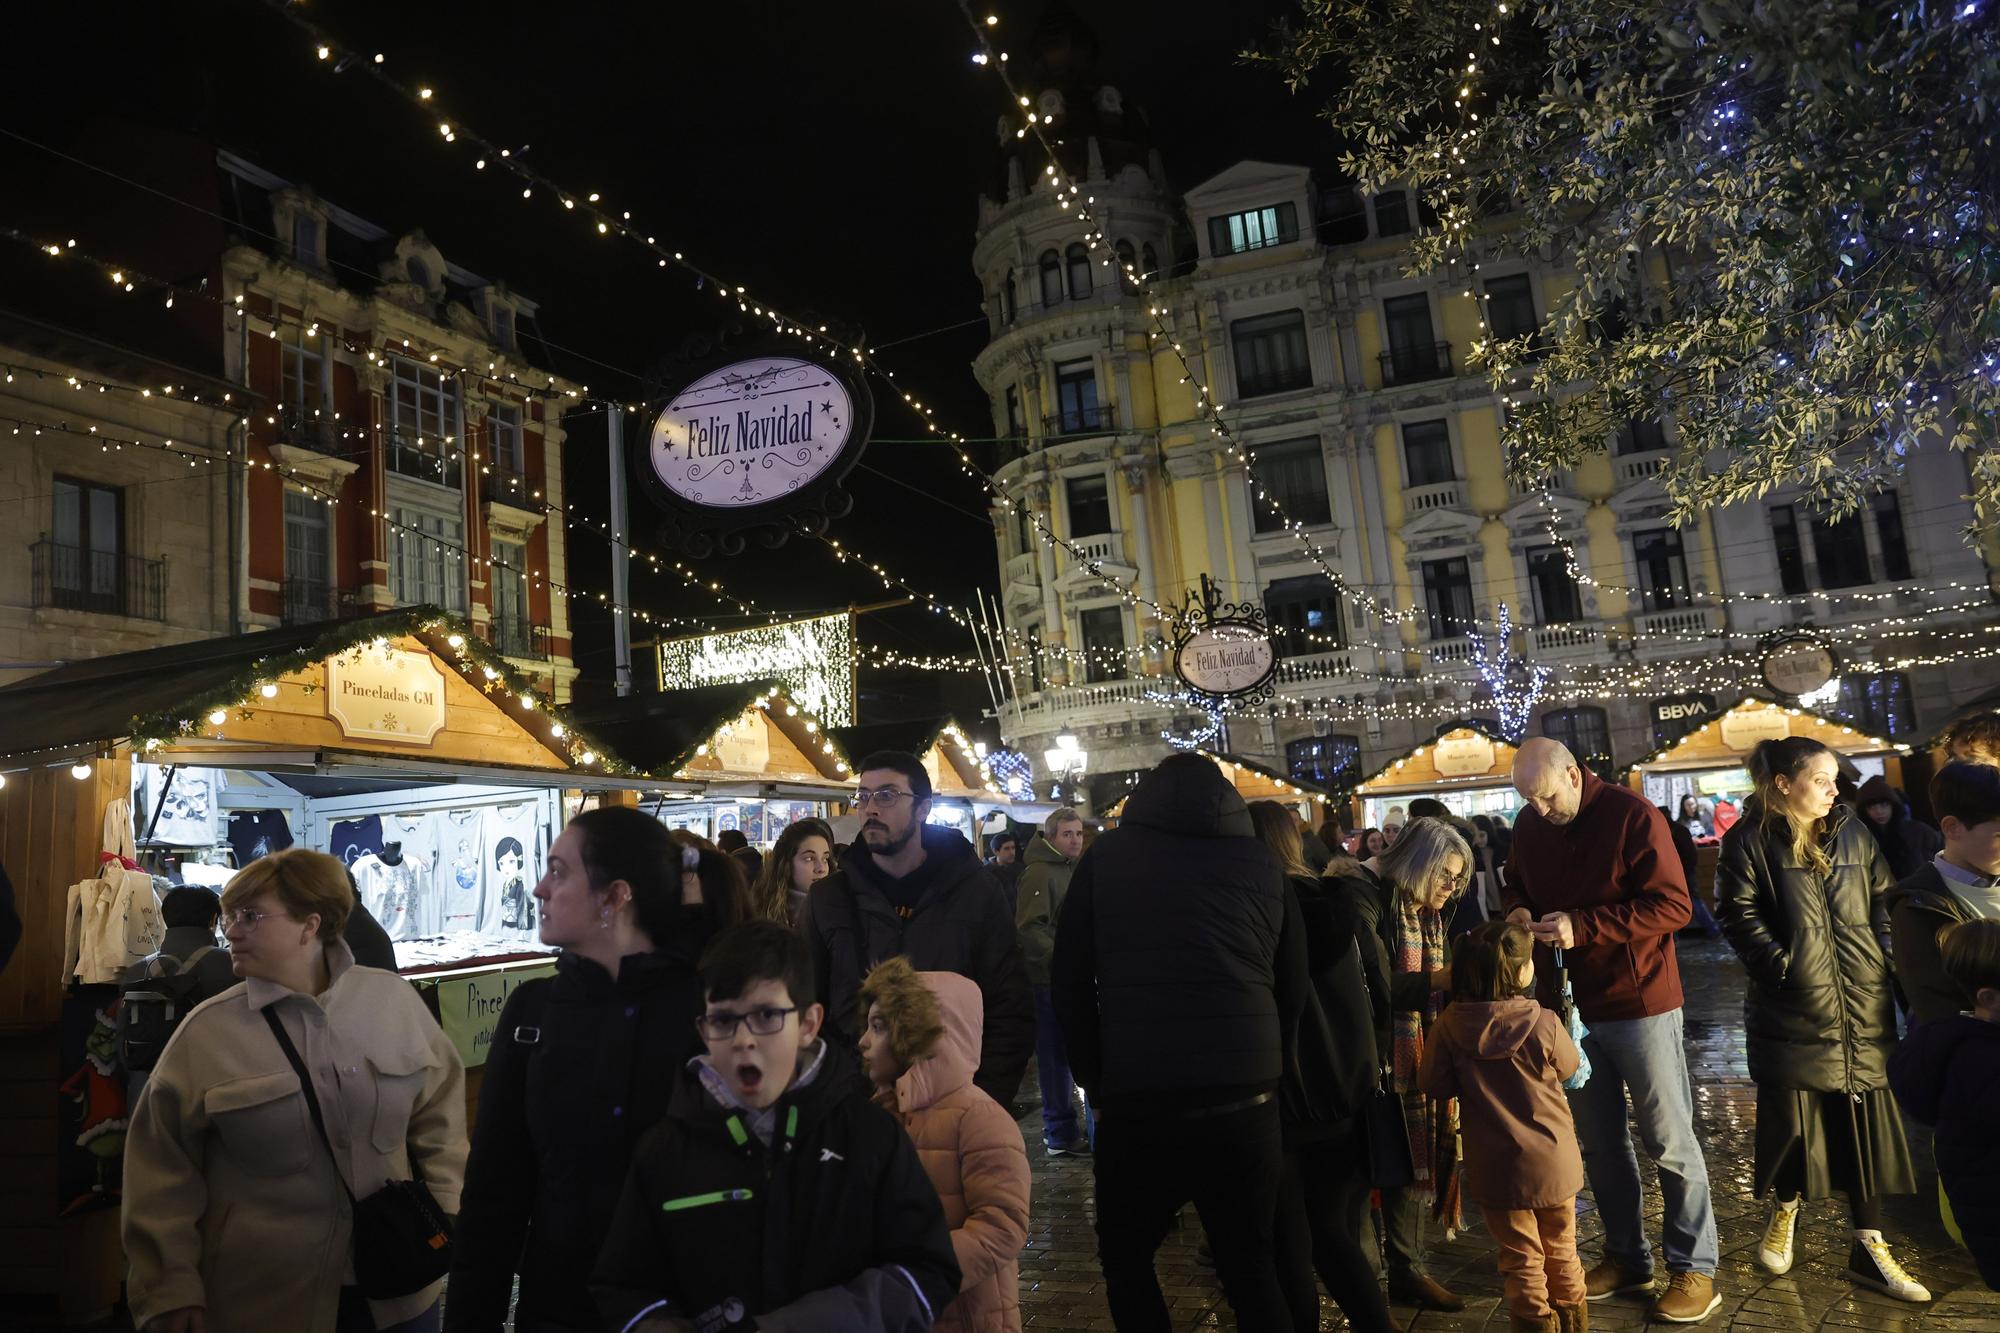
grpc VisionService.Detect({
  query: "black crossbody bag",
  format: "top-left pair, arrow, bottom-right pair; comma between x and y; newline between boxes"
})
262,1009 -> 454,1300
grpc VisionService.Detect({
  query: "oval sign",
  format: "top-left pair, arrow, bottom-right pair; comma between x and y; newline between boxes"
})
1174,620 -> 1277,697
648,357 -> 854,509
1761,637 -> 1836,698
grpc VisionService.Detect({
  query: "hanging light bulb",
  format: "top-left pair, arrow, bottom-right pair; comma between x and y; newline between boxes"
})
71,762 -> 92,780
260,683 -> 279,699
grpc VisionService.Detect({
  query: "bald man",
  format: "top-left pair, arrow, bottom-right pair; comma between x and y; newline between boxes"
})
1507,738 -> 1721,1324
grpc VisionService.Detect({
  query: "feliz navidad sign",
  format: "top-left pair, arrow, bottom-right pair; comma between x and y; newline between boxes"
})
1171,574 -> 1279,706
638,345 -> 875,557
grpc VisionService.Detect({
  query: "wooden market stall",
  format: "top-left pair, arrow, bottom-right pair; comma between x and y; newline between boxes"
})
830,715 -> 1021,846
1625,696 -> 1911,904
0,610 -> 641,1321
1352,725 -> 1523,829
1100,751 -> 1333,829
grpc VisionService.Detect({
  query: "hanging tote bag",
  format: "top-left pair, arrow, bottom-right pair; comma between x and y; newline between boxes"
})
1550,947 -> 1592,1090
1364,1063 -> 1417,1188
264,1010 -> 454,1300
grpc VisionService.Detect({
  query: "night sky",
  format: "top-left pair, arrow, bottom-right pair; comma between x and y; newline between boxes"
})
4,0 -> 1327,729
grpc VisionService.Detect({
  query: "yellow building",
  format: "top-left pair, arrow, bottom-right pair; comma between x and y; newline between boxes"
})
970,15 -> 1996,811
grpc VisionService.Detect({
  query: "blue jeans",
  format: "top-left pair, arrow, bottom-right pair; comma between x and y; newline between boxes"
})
1033,984 -> 1080,1146
1565,1008 -> 1719,1276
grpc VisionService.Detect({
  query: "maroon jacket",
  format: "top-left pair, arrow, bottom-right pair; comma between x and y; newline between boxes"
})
1503,770 -> 1692,1023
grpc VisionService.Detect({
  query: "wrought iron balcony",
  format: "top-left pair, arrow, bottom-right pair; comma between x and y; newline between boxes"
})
480,466 -> 535,506
1379,341 -> 1453,386
385,431 -> 463,489
275,404 -> 340,455
489,617 -> 552,660
1043,403 -> 1118,438
31,538 -> 165,620
282,577 -> 334,626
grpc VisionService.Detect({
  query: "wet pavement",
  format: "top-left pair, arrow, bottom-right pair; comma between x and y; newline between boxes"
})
1014,936 -> 2000,1331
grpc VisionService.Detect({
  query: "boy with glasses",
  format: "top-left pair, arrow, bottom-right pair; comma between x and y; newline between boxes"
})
800,750 -> 1034,1108
593,920 -> 959,1332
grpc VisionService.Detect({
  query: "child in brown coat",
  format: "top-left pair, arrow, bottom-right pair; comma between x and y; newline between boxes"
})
1419,922 -> 1586,1333
859,958 -> 1032,1333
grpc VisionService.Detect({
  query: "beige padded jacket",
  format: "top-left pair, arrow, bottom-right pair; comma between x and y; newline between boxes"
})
122,939 -> 467,1333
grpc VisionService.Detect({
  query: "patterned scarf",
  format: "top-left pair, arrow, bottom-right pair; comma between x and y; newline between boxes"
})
1390,893 -> 1460,1229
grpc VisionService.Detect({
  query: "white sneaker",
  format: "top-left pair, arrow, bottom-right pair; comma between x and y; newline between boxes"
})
1758,1195 -> 1801,1274
1848,1230 -> 1931,1303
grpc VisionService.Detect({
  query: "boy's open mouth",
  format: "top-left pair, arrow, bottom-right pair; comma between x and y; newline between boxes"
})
735,1063 -> 765,1093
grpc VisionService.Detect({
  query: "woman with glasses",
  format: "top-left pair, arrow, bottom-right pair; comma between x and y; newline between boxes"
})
446,809 -> 746,1332
749,816 -> 836,926
1328,815 -> 1474,1314
122,849 -> 466,1333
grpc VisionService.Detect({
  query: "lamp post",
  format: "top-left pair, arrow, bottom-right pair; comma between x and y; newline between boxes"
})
1042,733 -> 1089,808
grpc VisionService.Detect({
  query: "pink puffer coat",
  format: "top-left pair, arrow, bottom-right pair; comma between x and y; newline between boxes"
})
893,971 -> 1031,1333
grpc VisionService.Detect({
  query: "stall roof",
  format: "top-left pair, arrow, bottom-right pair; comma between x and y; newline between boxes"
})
1356,724 -> 1521,795
1202,751 -> 1333,801
1629,695 -> 1909,776
830,715 -> 999,798
567,682 -> 784,776
0,610 -> 616,773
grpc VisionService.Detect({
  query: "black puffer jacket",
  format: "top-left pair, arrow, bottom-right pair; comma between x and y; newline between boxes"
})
445,909 -> 717,1332
1714,805 -> 1897,1094
1887,862 -> 1981,1026
1050,756 -> 1307,1113
800,825 -> 1033,1107
1889,1013 -> 2000,1289
1281,874 -> 1381,1144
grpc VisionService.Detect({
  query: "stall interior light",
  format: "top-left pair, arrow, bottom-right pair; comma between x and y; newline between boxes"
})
70,762 -> 92,780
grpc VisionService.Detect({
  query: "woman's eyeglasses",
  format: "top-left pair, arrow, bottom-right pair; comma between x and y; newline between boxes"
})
221,908 -> 283,931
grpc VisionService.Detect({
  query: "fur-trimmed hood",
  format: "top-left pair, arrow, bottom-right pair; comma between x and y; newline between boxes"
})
893,972 -> 983,1115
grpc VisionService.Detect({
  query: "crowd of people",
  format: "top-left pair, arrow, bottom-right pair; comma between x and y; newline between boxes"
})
108,723 -> 2000,1333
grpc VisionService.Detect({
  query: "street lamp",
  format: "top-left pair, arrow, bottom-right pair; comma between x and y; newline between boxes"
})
1042,733 -> 1088,806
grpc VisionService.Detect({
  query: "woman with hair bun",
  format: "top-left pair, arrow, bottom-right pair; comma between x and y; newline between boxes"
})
1715,737 -> 1927,1303
446,808 -> 742,1332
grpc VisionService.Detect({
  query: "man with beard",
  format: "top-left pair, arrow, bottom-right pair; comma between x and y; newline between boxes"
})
799,750 -> 1034,1107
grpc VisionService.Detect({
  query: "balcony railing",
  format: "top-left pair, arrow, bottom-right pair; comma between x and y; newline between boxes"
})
1068,532 -> 1124,567
1379,341 -> 1453,386
1405,480 -> 1463,514
489,618 -> 551,660
31,538 -> 165,620
1616,451 -> 1670,486
1426,634 -> 1477,663
1530,622 -> 1598,653
282,577 -> 334,626
386,432 -> 463,489
481,467 -> 534,506
1274,650 -> 1355,684
275,404 -> 340,455
1043,404 -> 1118,438
1635,605 -> 1714,638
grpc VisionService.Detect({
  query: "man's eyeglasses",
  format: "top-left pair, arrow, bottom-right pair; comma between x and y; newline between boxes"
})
221,908 -> 283,931
695,1006 -> 798,1041
853,788 -> 914,809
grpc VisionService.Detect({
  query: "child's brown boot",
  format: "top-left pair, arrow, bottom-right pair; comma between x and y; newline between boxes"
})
1555,1300 -> 1590,1333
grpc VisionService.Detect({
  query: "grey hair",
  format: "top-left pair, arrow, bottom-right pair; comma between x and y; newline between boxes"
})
1374,815 -> 1473,907
1042,806 -> 1084,839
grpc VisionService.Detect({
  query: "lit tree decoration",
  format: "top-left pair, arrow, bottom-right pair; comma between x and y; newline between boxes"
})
1256,0 -> 2000,530
1468,603 -> 1550,742
1141,684 -> 1232,751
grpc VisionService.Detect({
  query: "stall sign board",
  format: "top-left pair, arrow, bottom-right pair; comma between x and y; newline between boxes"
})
1761,637 -> 1837,698
436,962 -> 557,1068
1719,707 -> 1792,751
714,718 -> 771,774
1433,733 -> 1498,778
326,647 -> 448,745
1174,622 -> 1277,697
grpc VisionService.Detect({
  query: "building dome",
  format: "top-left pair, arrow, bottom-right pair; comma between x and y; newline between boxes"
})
987,1 -> 1162,203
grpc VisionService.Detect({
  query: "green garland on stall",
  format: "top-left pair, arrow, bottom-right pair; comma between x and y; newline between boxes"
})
125,606 -> 634,775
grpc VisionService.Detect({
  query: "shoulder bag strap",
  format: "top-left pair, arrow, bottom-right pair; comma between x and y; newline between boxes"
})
262,1007 -> 356,1204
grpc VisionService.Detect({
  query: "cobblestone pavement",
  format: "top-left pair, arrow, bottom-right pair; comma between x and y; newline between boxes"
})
1015,936 -> 2000,1331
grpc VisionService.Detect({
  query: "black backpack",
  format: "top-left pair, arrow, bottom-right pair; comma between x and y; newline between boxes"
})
120,947 -> 218,1072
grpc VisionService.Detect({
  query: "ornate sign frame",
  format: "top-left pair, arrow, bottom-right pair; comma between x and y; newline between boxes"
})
1170,574 -> 1279,709
1759,632 -> 1839,699
633,340 -> 875,557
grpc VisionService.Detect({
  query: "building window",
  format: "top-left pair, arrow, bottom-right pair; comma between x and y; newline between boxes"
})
290,213 -> 322,267
1141,242 -> 1159,277
1016,505 -> 1033,557
1542,706 -> 1613,770
1064,474 -> 1112,537
1810,508 -> 1871,589
1019,619 -> 1045,692
1423,557 -> 1476,639
1231,310 -> 1313,398
1526,546 -> 1583,624
1001,270 -> 1017,324
48,476 -> 124,612
1831,672 -> 1915,737
1265,575 -> 1344,655
1065,243 -> 1092,298
1078,606 -> 1126,684
490,539 -> 533,657
1403,420 -> 1455,486
1114,239 -> 1136,285
1382,293 -> 1446,382
1374,190 -> 1412,236
1483,274 -> 1539,342
1770,504 -> 1808,594
283,490 -> 331,624
1288,734 -> 1361,788
1208,202 -> 1299,256
1250,438 -> 1331,532
1039,250 -> 1063,307
390,504 -> 466,612
388,358 -> 462,487
1004,385 -> 1023,441
1871,490 -> 1912,581
1053,359 -> 1103,433
1615,418 -> 1668,454
1632,528 -> 1692,611
491,305 -> 515,350
280,326 -> 324,412
487,403 -> 525,497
